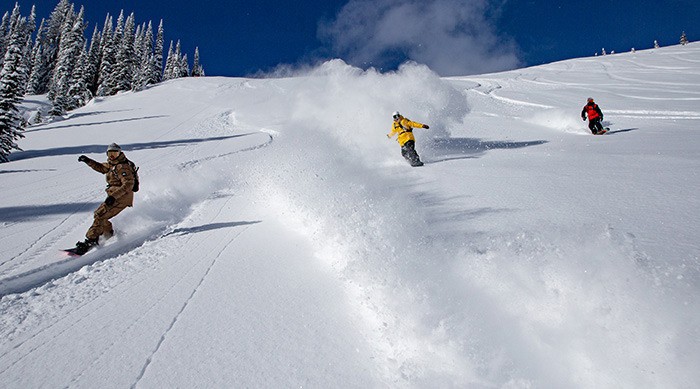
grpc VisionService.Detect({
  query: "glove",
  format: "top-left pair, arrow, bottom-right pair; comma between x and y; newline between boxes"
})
423,124 -> 429,129
78,155 -> 88,163
105,196 -> 116,206
582,117 -> 586,121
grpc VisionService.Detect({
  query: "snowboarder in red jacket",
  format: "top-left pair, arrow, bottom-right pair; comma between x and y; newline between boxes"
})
581,97 -> 606,135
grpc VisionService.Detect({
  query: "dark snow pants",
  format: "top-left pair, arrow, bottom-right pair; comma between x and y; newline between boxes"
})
588,117 -> 605,134
401,140 -> 423,166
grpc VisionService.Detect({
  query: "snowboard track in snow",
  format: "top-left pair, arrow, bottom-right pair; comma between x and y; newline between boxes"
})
129,226 -> 250,388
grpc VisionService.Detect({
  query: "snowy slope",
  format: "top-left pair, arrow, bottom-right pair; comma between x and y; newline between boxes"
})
1,43 -> 699,387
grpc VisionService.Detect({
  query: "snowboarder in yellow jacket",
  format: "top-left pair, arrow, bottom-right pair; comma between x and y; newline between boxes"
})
74,143 -> 136,254
387,111 -> 429,166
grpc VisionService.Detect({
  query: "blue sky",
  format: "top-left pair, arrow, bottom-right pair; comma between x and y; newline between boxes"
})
9,0 -> 700,77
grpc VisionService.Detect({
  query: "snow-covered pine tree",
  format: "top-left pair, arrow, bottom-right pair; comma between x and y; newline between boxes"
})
179,53 -> 189,78
191,47 -> 204,77
134,21 -> 155,90
0,14 -> 28,162
173,40 -> 183,78
49,5 -> 84,115
113,12 -> 136,92
162,40 -> 175,81
95,14 -> 115,96
41,0 -> 73,95
18,5 -> 36,94
67,39 -> 91,109
25,36 -> 43,94
0,12 -> 9,67
131,22 -> 145,90
680,31 -> 688,45
85,25 -> 101,94
0,5 -> 19,68
153,20 -> 164,83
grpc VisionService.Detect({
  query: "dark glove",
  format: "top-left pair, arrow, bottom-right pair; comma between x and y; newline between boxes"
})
78,155 -> 88,163
105,196 -> 116,206
423,124 -> 429,129
600,116 -> 604,121
582,117 -> 586,121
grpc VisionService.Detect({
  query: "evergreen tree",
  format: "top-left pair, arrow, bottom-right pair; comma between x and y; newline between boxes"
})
85,25 -> 101,94
19,5 -> 36,94
163,40 -> 175,80
96,14 -> 115,96
0,12 -> 9,66
179,53 -> 189,78
191,47 -> 204,77
0,14 -> 27,162
67,39 -> 91,108
41,0 -> 73,95
25,38 -> 43,94
680,31 -> 688,45
113,12 -> 135,92
49,5 -> 84,115
134,21 -> 155,90
153,20 -> 164,83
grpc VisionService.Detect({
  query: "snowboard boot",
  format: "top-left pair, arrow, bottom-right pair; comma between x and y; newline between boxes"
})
75,238 -> 99,255
102,229 -> 114,240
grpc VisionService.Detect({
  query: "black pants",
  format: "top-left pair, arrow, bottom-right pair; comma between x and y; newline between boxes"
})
588,117 -> 605,134
401,140 -> 423,166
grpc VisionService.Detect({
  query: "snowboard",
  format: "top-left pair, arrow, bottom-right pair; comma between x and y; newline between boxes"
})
595,127 -> 610,135
61,247 -> 88,256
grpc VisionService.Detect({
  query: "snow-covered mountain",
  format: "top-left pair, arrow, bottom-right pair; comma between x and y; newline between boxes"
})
1,43 -> 699,388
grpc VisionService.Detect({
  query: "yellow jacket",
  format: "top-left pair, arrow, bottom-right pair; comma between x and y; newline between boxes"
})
388,117 -> 426,146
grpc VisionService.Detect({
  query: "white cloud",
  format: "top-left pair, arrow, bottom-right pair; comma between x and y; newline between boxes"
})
319,0 -> 520,76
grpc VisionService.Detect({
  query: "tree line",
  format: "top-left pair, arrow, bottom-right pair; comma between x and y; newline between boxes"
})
0,0 -> 205,162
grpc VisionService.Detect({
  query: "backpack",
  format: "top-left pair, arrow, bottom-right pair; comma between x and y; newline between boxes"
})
126,159 -> 140,192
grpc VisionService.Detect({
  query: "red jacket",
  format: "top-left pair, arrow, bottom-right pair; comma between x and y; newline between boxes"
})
582,102 -> 603,121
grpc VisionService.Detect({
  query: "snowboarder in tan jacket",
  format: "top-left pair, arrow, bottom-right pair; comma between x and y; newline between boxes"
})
387,111 -> 429,166
75,143 -> 135,254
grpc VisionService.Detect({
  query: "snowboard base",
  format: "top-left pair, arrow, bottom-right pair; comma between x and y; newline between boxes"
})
61,248 -> 85,256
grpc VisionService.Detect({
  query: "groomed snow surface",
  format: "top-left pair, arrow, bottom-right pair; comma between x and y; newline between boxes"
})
1,43 -> 699,388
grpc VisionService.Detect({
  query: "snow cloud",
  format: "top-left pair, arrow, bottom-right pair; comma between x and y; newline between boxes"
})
319,0 -> 520,76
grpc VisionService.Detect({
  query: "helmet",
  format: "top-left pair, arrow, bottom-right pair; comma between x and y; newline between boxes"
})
587,97 -> 594,103
106,143 -> 122,153
392,111 -> 401,119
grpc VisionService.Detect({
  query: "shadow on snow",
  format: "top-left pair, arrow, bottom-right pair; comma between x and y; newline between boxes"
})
423,137 -> 548,163
0,202 -> 100,222
163,221 -> 262,237
8,134 -> 255,161
607,128 -> 639,135
24,114 -> 166,133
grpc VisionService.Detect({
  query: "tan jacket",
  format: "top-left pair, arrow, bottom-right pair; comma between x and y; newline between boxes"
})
85,153 -> 135,206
